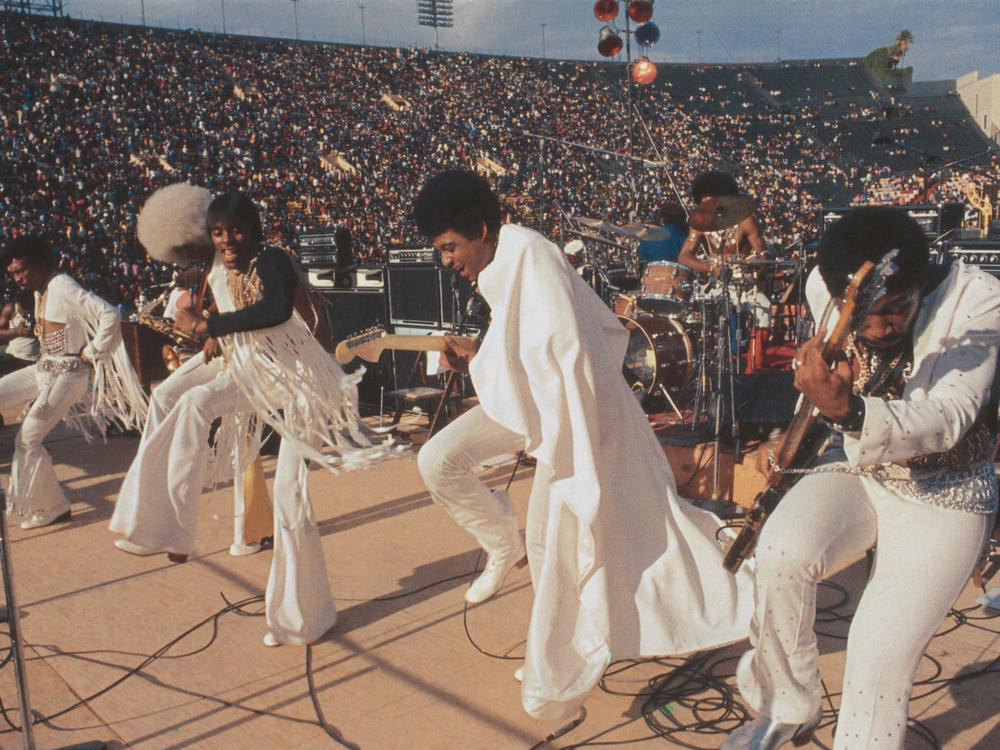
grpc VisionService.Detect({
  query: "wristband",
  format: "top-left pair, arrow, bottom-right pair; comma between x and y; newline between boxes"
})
818,394 -> 866,433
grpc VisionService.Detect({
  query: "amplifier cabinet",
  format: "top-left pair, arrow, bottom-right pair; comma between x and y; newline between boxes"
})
316,288 -> 389,405
946,239 -> 1000,278
386,263 -> 479,329
387,263 -> 441,327
820,203 -> 964,239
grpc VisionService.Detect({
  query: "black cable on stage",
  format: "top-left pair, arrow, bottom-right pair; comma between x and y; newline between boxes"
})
305,644 -> 361,750
0,592 -> 353,744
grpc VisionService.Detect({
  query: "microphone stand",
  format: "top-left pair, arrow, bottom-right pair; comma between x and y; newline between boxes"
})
0,490 -> 107,750
428,276 -> 467,435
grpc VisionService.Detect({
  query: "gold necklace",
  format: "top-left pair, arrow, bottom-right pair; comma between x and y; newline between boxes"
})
226,257 -> 260,310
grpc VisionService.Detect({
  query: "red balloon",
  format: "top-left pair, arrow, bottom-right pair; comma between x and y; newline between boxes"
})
593,0 -> 619,22
628,0 -> 653,24
631,57 -> 657,84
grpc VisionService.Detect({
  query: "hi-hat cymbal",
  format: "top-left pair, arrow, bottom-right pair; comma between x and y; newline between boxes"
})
688,195 -> 756,232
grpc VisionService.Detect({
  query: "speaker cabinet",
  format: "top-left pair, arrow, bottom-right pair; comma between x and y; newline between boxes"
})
387,264 -> 441,327
317,288 -> 389,405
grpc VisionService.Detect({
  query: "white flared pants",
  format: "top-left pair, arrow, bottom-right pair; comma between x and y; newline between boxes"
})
0,359 -> 90,521
735,459 -> 991,749
417,405 -> 525,555
110,353 -> 335,644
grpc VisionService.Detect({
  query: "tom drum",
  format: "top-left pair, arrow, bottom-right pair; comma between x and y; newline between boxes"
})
638,261 -> 695,315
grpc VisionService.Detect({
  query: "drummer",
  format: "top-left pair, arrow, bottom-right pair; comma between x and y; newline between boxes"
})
636,201 -> 687,267
676,171 -> 766,273
677,171 -> 771,371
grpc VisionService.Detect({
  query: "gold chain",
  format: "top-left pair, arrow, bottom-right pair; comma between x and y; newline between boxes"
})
226,257 -> 260,310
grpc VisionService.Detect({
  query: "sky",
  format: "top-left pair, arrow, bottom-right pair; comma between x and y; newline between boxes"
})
65,0 -> 1000,83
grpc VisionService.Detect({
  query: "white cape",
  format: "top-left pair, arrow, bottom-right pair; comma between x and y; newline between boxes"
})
470,225 -> 755,720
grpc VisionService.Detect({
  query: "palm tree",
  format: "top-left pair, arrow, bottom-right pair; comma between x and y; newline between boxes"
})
890,29 -> 914,68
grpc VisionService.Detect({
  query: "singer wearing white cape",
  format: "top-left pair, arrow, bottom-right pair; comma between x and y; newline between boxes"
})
413,170 -> 754,721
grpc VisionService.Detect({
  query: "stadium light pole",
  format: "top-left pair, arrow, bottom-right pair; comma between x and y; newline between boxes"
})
417,0 -> 453,50
221,0 -> 226,34
291,0 -> 300,40
359,3 -> 367,45
139,0 -> 145,26
540,23 -> 546,58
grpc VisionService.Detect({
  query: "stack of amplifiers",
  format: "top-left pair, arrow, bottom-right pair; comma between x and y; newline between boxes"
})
946,238 -> 1000,278
386,246 -> 479,391
386,246 -> 477,331
819,203 -> 964,239
298,228 -> 340,267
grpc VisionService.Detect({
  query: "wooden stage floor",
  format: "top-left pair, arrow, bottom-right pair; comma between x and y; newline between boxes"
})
0,411 -> 998,749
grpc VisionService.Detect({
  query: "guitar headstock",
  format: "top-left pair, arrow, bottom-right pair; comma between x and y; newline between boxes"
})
334,326 -> 388,364
847,248 -> 900,328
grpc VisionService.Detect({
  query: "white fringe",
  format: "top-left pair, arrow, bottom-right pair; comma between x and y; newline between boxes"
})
49,316 -> 150,441
219,312 -> 401,473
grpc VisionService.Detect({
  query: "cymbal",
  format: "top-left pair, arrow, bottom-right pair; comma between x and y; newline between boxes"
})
608,223 -> 673,242
729,255 -> 803,267
571,216 -> 610,230
688,195 -> 756,232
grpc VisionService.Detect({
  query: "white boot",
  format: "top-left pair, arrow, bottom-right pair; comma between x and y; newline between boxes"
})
465,532 -> 527,604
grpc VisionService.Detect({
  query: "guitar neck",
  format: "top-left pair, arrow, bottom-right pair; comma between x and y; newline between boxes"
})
380,334 -> 478,353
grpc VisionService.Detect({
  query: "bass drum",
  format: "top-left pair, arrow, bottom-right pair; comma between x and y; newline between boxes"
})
618,314 -> 694,404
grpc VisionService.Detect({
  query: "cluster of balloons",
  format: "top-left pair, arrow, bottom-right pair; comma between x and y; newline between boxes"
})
594,0 -> 660,84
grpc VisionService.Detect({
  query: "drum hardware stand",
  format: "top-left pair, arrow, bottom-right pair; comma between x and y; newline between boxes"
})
630,102 -> 690,216
657,383 -> 683,421
0,491 -> 107,750
690,295 -> 711,429
521,130 -> 668,232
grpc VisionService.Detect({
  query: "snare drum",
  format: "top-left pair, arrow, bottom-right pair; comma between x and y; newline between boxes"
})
637,261 -> 695,315
617,314 -> 694,402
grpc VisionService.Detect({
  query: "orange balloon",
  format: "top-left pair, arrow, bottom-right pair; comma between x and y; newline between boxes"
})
631,58 -> 657,85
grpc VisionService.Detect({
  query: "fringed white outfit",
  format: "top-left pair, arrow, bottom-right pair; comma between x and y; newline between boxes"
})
2,274 -> 146,523
206,246 -> 393,644
217,312 -> 396,644
733,263 -> 1000,749
111,253 -> 260,553
424,225 -> 755,720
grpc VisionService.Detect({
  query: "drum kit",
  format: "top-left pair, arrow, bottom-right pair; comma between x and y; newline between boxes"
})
565,204 -> 803,431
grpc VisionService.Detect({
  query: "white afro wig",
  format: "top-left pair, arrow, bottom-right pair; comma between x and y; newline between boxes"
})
136,183 -> 213,265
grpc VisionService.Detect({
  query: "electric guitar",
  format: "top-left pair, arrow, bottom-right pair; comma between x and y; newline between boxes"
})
334,327 -> 479,365
723,250 -> 899,573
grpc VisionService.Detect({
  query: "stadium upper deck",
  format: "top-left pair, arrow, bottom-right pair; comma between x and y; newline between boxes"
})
1,10 -> 995,309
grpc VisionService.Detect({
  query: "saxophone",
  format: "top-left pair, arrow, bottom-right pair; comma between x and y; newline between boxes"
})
136,314 -> 205,372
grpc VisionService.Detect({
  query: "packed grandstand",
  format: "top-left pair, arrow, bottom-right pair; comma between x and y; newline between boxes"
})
1,11 -> 997,309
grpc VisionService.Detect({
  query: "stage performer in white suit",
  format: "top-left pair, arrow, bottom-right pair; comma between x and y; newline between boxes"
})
413,169 -> 754,721
1,235 -> 147,529
111,183 -> 269,561
722,207 -> 1000,750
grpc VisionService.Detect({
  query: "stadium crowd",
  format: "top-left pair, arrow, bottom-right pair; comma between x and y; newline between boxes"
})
0,11 -> 996,311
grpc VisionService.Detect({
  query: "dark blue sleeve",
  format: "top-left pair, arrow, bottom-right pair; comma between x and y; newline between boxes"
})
205,247 -> 297,337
